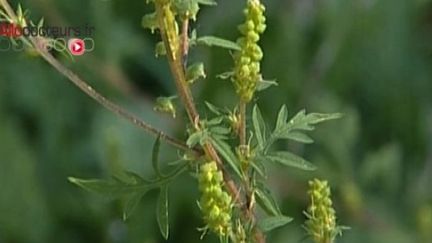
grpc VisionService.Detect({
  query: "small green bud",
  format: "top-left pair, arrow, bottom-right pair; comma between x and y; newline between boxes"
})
155,41 -> 167,57
232,0 -> 266,102
186,62 -> 206,84
154,96 -> 177,118
142,12 -> 159,33
305,179 -> 339,243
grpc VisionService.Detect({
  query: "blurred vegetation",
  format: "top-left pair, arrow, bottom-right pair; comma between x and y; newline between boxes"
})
1,0 -> 432,242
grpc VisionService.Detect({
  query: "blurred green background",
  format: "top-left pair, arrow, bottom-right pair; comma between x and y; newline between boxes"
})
1,0 -> 432,242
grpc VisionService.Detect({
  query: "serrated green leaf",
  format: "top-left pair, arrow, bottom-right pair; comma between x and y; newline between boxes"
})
196,36 -> 241,51
157,186 -> 169,240
282,131 -> 314,144
275,105 -> 288,131
264,151 -> 317,171
306,112 -> 343,125
253,105 -> 266,150
266,109 -> 341,150
259,215 -> 293,232
152,135 -> 163,178
255,184 -> 281,216
210,137 -> 242,178
68,177 -> 148,197
250,159 -> 267,178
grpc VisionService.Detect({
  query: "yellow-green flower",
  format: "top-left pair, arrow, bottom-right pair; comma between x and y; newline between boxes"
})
233,0 -> 266,102
198,161 -> 232,236
305,179 -> 338,243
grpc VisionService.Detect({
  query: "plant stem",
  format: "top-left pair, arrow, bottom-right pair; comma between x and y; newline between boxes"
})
239,101 -> 247,146
155,3 -> 265,243
180,18 -> 189,66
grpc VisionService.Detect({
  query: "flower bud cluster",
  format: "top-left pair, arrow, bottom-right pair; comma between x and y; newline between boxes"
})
233,0 -> 266,102
305,179 -> 337,243
198,161 -> 232,236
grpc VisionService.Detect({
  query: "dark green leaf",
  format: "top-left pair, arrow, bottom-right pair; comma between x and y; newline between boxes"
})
152,135 -> 163,178
250,159 -> 267,178
265,151 -> 317,171
122,191 -> 146,221
255,184 -> 281,216
259,215 -> 293,232
210,137 -> 242,178
157,186 -> 169,240
275,105 -> 288,131
68,177 -> 148,197
253,105 -> 266,150
266,109 -> 341,150
196,36 -> 241,51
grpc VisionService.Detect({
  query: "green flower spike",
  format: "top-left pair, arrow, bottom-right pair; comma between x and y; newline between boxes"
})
198,161 -> 233,237
305,179 -> 339,243
233,0 -> 266,102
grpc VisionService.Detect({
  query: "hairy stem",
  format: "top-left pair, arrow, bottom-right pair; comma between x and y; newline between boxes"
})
180,18 -> 189,66
239,101 -> 247,146
155,3 -> 265,242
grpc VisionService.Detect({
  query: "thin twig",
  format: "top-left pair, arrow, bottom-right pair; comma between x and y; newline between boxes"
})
0,0 -> 195,154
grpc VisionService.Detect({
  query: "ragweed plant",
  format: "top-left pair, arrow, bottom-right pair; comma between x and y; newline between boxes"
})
0,0 -> 347,242
304,179 -> 347,243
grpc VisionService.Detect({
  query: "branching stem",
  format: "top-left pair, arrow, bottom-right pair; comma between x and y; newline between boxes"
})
155,3 -> 265,243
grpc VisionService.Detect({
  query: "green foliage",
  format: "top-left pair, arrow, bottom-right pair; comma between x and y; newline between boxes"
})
157,186 -> 170,239
194,36 -> 241,51
6,0 -> 432,243
259,216 -> 293,233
